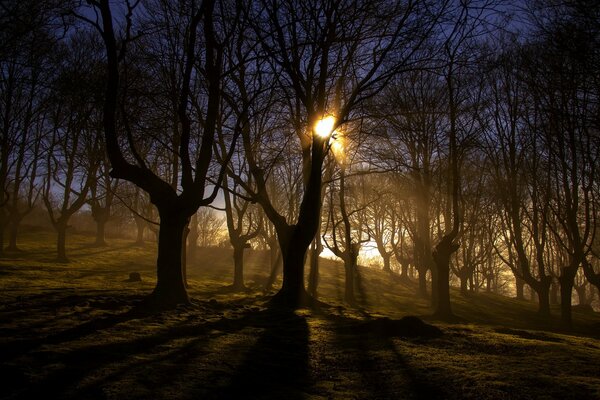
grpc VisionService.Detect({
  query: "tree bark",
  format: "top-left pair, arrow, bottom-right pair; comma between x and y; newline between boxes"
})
276,243 -> 309,307
0,214 -> 6,256
307,240 -> 320,298
56,222 -> 69,263
382,253 -> 391,273
417,266 -> 428,298
6,214 -> 24,251
559,266 -> 577,327
150,208 -> 190,306
94,214 -> 108,247
400,261 -> 409,280
134,216 -> 146,245
550,281 -> 558,304
265,244 -> 281,291
575,285 -> 587,305
432,237 -> 458,319
232,243 -> 246,290
187,213 -> 199,261
459,274 -> 469,295
536,280 -> 551,316
515,275 -> 525,300
344,254 -> 357,305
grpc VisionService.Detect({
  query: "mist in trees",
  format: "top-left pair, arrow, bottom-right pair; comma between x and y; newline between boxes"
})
1,0 -> 599,327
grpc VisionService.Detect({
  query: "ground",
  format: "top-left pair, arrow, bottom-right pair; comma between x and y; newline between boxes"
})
1,231 -> 599,399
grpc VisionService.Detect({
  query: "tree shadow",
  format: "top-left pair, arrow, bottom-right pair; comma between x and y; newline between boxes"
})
0,295 -> 147,361
326,310 -> 447,399
3,295 -> 310,400
211,306 -> 310,399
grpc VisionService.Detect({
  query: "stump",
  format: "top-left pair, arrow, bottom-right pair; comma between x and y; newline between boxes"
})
125,272 -> 142,282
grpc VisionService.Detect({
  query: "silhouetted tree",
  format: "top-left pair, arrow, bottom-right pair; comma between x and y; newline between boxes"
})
83,0 -> 238,305
238,0 -> 445,307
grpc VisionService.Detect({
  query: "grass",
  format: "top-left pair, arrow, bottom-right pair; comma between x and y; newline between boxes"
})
1,230 -> 599,399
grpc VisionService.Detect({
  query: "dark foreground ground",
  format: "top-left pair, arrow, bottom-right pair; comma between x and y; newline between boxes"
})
1,232 -> 600,399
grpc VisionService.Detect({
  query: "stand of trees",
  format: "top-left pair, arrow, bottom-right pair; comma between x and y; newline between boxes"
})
1,0 -> 599,326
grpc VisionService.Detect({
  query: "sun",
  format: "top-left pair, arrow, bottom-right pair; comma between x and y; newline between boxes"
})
314,115 -> 336,138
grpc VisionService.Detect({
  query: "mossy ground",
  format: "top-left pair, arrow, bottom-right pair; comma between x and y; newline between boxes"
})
1,231 -> 599,399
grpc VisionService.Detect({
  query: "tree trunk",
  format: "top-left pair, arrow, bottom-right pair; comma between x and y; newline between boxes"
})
274,234 -> 310,307
550,281 -> 558,305
307,239 -> 320,298
559,266 -> 577,327
181,222 -> 189,289
232,243 -> 245,290
536,280 -> 551,316
432,238 -> 457,319
344,255 -> 357,305
134,216 -> 146,246
6,214 -> 23,251
417,266 -> 428,298
56,222 -> 69,263
382,253 -> 391,273
265,245 -> 281,291
150,209 -> 190,306
459,275 -> 468,295
515,276 -> 525,300
0,215 -> 6,256
400,261 -> 409,280
95,216 -> 108,247
187,213 -> 199,261
575,285 -> 587,305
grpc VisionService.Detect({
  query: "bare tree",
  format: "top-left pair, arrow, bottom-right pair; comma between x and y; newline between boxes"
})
235,0 -> 445,307
82,0 -> 238,305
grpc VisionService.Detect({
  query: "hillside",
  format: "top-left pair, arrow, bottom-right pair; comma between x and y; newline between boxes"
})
1,231 -> 599,399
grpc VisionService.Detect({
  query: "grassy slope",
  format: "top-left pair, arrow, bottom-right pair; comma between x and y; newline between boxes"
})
1,231 -> 599,400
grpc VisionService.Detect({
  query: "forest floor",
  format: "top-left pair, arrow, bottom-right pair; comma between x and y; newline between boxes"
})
1,231 -> 600,400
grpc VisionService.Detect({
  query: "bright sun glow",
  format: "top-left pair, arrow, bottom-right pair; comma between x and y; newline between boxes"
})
330,138 -> 345,163
314,115 -> 336,138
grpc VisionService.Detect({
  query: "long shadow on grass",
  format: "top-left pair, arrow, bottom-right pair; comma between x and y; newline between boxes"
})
328,311 -> 447,399
211,307 -> 310,399
0,294 -> 147,361
70,307 -> 309,400
5,303 -> 308,400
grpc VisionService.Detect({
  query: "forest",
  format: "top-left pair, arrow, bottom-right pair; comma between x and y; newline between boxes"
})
1,0 -> 600,399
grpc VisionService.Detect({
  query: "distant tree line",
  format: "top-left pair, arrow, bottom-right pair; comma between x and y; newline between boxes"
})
1,0 -> 599,326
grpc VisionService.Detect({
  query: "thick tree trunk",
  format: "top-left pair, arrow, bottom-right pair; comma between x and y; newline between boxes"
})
559,266 -> 577,327
232,243 -> 246,290
432,238 -> 458,319
344,255 -> 357,305
273,226 -> 312,307
56,222 -> 69,263
459,275 -> 468,295
276,248 -> 308,306
515,276 -> 525,300
400,261 -> 409,280
149,209 -> 190,306
536,280 -> 551,316
417,266 -> 428,298
382,253 -> 391,273
95,217 -> 108,247
6,215 -> 23,251
550,281 -> 559,305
